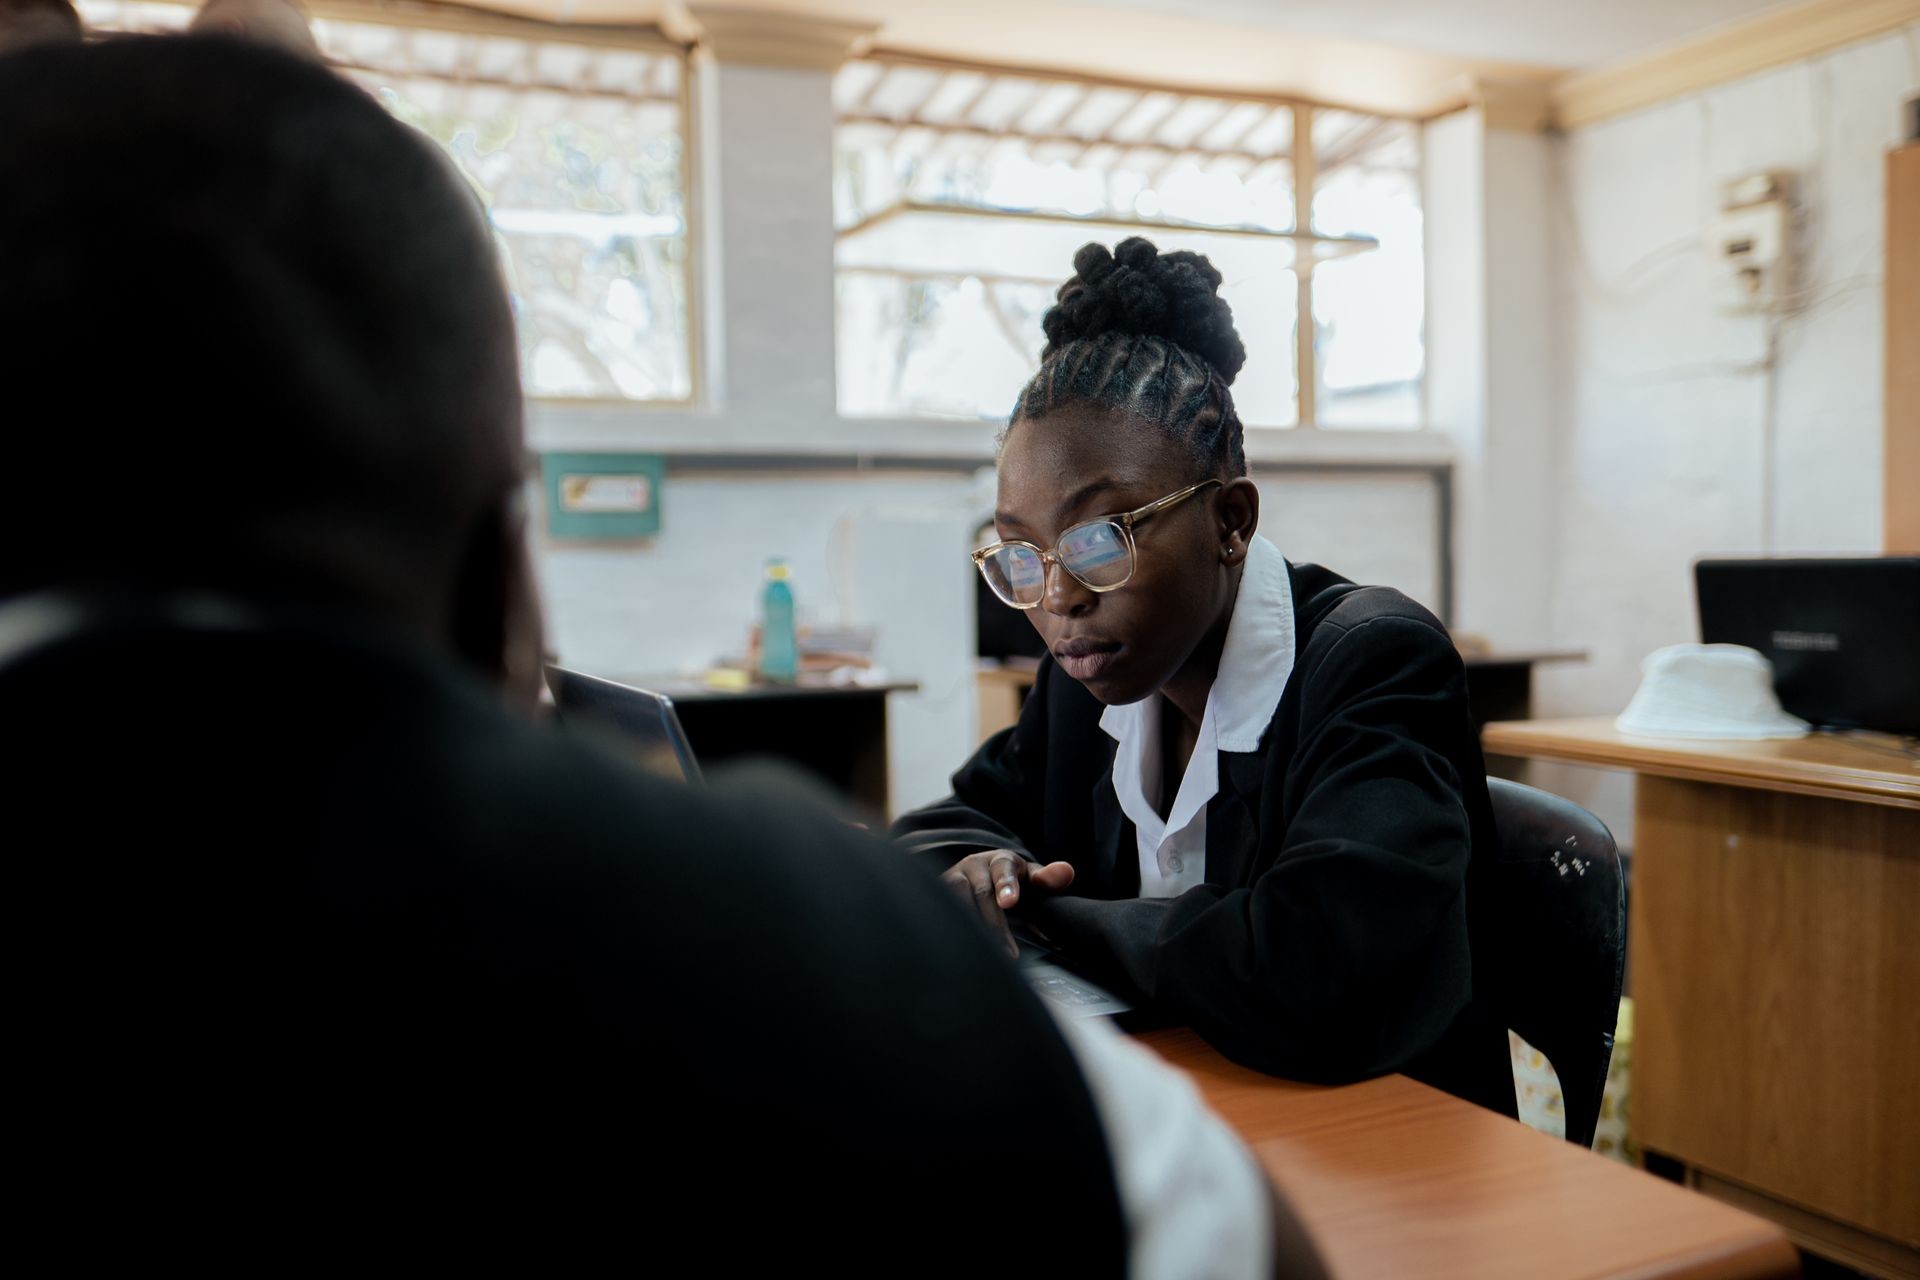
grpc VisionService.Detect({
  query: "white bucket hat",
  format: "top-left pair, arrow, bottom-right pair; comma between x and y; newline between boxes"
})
1616,643 -> 1810,739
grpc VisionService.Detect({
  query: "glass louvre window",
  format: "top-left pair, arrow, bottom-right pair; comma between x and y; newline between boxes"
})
834,57 -> 1422,429
79,0 -> 693,403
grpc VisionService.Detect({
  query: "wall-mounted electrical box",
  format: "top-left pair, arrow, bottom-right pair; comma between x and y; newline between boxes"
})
1715,170 -> 1796,312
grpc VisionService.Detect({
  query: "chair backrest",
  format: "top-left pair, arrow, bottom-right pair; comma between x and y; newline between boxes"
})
1484,777 -> 1626,1148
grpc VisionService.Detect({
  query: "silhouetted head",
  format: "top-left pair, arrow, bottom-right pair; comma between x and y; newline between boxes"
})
0,34 -> 541,698
0,0 -> 81,53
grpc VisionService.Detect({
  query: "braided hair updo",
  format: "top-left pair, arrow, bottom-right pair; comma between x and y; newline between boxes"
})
1009,237 -> 1248,478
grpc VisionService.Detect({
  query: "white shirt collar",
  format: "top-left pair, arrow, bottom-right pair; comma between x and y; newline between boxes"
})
1095,535 -> 1296,896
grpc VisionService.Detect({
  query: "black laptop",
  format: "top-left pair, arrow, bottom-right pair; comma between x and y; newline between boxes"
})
1695,558 -> 1920,736
544,666 -> 1129,1018
545,665 -> 704,783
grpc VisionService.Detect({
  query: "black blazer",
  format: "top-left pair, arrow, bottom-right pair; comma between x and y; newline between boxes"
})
894,561 -> 1517,1118
3,611 -> 1127,1272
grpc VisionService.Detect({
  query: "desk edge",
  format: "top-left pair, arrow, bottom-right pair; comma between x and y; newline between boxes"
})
1481,728 -> 1920,811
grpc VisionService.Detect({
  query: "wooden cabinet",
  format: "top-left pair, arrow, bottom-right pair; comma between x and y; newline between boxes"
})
1484,719 -> 1920,1277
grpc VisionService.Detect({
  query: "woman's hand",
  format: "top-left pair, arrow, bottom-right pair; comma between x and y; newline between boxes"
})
941,850 -> 1075,957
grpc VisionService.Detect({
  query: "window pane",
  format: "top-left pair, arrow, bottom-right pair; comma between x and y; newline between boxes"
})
835,273 -> 1052,420
1229,267 -> 1300,429
74,0 -> 187,32
835,62 -> 1297,423
1310,115 -> 1423,428
835,252 -> 1297,425
375,80 -> 691,402
75,1 -> 692,405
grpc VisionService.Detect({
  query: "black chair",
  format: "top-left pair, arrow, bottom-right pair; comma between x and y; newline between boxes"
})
1484,778 -> 1626,1148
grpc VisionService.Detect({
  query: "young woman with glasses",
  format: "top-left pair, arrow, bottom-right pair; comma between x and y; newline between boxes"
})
892,238 -> 1515,1117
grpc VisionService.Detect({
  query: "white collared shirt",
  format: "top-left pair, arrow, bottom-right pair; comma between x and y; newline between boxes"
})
1098,534 -> 1296,898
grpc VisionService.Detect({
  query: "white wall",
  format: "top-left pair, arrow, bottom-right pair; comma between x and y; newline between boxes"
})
1533,26 -> 1920,842
537,468 -> 982,815
537,470 -> 1447,674
536,462 -> 1445,815
698,58 -> 839,423
1256,471 -> 1444,610
1425,109 -> 1559,652
539,470 -> 980,676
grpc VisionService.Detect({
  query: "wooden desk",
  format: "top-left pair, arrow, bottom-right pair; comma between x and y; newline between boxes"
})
611,677 -> 918,818
1138,1026 -> 1797,1280
1482,719 -> 1920,1276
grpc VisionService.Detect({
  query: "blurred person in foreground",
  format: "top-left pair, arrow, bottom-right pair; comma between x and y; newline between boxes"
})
0,30 -> 1326,1278
0,0 -> 78,52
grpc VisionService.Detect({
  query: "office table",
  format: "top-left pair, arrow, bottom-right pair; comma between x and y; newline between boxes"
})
1138,1026 -> 1798,1280
1482,718 -> 1919,1277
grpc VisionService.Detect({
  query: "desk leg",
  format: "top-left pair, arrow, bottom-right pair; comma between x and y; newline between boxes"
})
851,698 -> 889,820
1629,775 -> 1920,1274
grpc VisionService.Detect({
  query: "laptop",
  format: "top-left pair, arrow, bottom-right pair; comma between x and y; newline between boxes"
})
545,665 -> 703,783
1695,558 -> 1920,736
1014,924 -> 1132,1020
544,666 -> 1129,1017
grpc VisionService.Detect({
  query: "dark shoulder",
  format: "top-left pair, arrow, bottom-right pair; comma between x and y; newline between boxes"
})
450,696 -> 1122,1146
1292,561 -> 1452,648
435,704 -> 890,902
288,639 -> 900,915
1288,562 -> 1460,690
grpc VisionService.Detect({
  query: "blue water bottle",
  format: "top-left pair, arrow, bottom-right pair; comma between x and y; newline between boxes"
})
759,557 -> 797,683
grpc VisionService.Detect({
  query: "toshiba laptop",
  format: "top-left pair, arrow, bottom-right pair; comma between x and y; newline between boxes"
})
1695,558 -> 1920,736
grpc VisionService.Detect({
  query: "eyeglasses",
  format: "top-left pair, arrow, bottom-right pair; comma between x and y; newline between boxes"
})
972,480 -> 1222,609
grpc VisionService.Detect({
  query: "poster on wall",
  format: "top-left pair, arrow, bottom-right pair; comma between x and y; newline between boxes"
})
541,451 -> 665,541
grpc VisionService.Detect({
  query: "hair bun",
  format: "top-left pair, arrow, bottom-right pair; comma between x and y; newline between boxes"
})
1040,237 -> 1247,386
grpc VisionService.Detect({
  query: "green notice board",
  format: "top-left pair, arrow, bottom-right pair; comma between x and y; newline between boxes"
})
541,452 -> 665,540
